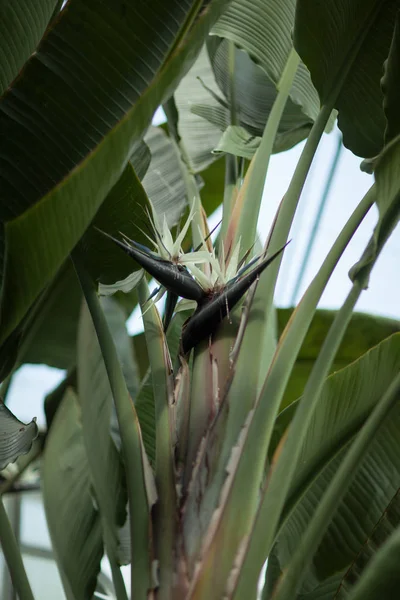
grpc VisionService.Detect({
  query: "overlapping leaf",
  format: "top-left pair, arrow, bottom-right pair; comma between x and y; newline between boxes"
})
294,0 -> 400,157
276,309 -> 400,408
0,0 -> 234,347
212,0 -> 322,121
42,388 -> 103,600
265,334 -> 400,597
0,0 -> 58,95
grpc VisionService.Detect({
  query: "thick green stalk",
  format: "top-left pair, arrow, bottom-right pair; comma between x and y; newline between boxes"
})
187,186 -> 374,599
225,48 -> 300,255
243,102 -> 333,387
273,370 -> 400,600
137,279 -> 176,600
72,251 -> 152,600
290,133 -> 343,304
0,497 -> 34,600
231,187 -> 375,598
220,40 -> 239,246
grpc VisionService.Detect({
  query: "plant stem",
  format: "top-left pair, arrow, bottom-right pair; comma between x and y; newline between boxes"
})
71,250 -> 152,600
220,40 -> 239,251
290,131 -> 343,304
228,40 -> 237,127
230,186 -> 375,598
0,497 -> 34,600
137,279 -> 176,600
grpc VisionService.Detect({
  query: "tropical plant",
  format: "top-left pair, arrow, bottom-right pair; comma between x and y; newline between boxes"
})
0,1 -> 400,599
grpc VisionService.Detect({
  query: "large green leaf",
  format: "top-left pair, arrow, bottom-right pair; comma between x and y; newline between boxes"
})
42,388 -> 103,600
294,0 -> 399,157
381,12 -> 400,145
78,298 -> 134,571
346,524 -> 400,600
18,260 -> 82,369
0,400 -> 38,470
335,489 -> 400,597
212,0 -> 322,121
0,0 -> 233,346
276,309 -> 400,408
173,46 -> 226,172
142,126 -> 187,224
208,37 -> 315,144
266,334 -> 400,597
0,0 -> 58,95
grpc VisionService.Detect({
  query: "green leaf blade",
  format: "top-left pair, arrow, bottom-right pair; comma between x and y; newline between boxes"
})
42,388 -> 103,600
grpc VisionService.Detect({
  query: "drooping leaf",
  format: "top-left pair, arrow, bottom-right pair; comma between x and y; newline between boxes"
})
99,270 -> 144,298
0,0 -> 58,95
42,388 -> 103,600
0,401 -> 38,470
294,0 -> 399,157
212,0 -> 323,121
214,125 -> 261,159
0,0 -> 234,347
266,334 -> 400,597
172,45 -> 225,172
142,126 -> 187,224
214,122 -> 313,159
208,36 -> 316,142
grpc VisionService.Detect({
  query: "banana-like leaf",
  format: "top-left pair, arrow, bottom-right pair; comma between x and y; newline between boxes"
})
142,126 -> 187,225
276,309 -> 400,409
208,37 -> 318,143
212,0 -> 322,121
294,0 -> 399,157
214,125 -> 260,159
264,334 -> 400,597
78,298 -> 135,569
99,270 -> 144,298
0,0 -> 233,347
172,46 -> 226,172
42,388 -> 103,600
0,0 -> 58,95
214,123 -> 312,159
345,524 -> 400,600
0,401 -> 38,470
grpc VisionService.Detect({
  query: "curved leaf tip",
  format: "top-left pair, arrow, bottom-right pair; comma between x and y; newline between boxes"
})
0,402 -> 38,470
